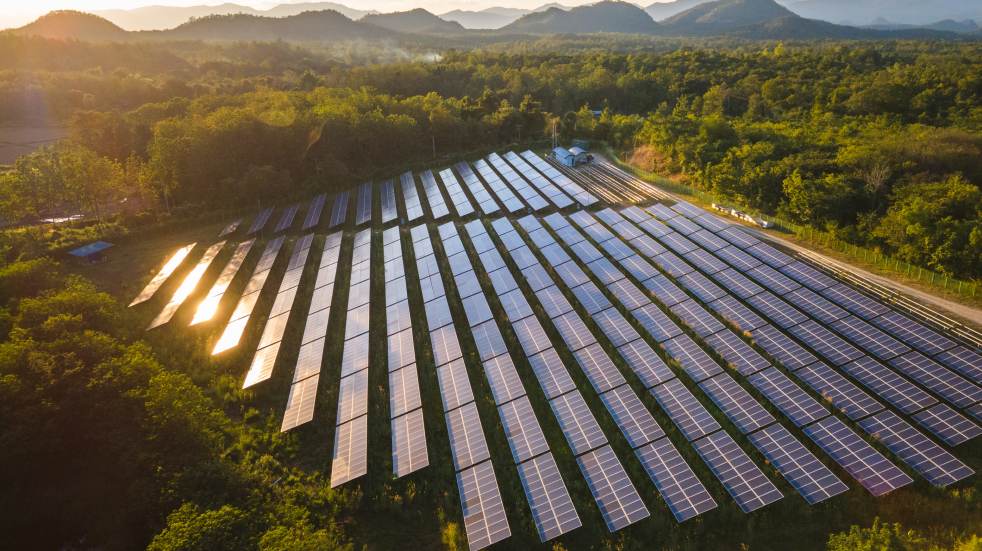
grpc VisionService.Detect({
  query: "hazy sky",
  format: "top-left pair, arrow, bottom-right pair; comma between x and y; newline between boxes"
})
2,0 -> 659,27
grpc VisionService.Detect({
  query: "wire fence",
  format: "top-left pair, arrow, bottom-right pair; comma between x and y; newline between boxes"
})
601,144 -> 980,301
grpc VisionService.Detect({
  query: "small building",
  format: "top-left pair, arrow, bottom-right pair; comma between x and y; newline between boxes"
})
68,240 -> 114,263
554,146 -> 589,167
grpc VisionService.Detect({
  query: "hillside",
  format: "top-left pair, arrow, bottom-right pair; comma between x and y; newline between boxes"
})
503,1 -> 659,34
159,10 -> 391,42
646,0 -> 712,21
361,8 -> 465,34
660,0 -> 796,33
10,10 -> 129,41
441,8 -> 528,29
94,2 -> 374,31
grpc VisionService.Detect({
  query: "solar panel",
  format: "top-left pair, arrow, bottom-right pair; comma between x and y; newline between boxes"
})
635,437 -> 717,522
665,215 -> 702,236
793,361 -> 884,421
670,299 -> 725,338
747,292 -> 808,329
499,396 -> 550,463
399,172 -> 424,222
663,335 -> 724,382
379,179 -> 398,224
688,229 -> 729,252
649,379 -> 721,441
748,367 -> 829,427
715,245 -> 762,272
600,384 -> 665,448
779,261 -> 837,292
692,430 -> 783,513
820,284 -> 889,320
273,202 -> 299,233
576,445 -> 650,532
474,159 -> 526,214
617,339 -> 675,388
388,363 -> 422,417
630,235 -> 668,259
619,254 -> 659,283
570,282 -> 613,315
642,274 -> 690,307
541,242 -> 573,266
456,460 -> 511,550
699,373 -> 775,434
327,191 -> 350,228
420,170 -> 450,219
935,346 -> 982,385
513,316 -> 553,356
247,206 -> 273,235
488,153 -> 549,211
536,285 -> 573,318
859,411 -> 974,487
447,403 -> 491,471
392,409 -> 429,477
747,423 -> 848,504
388,328 -> 416,370
280,372 -> 319,431
482,354 -> 526,406
682,248 -> 730,275
803,416 -> 912,496
751,324 -> 818,370
528,349 -> 577,399
842,356 -> 938,415
354,182 -> 373,226
746,242 -> 793,268
632,303 -> 683,343
873,311 -> 957,356
659,232 -> 699,255
593,308 -> 641,347
524,264 -> 553,292
437,359 -> 475,412
831,315 -> 911,361
646,203 -> 679,221
129,243 -> 197,307
574,343 -> 628,393
587,257 -> 626,286
912,403 -> 982,447
693,213 -> 731,233
709,295 -> 767,331
336,369 -> 369,424
786,288 -> 848,324
516,452 -> 581,541
718,226 -> 761,249
431,325 -> 463,366
789,320 -> 865,366
330,415 -> 368,487
554,261 -> 591,287
652,251 -> 695,278
190,239 -> 255,325
550,390 -> 608,455
888,352 -> 982,408
218,219 -> 240,238
704,330 -> 770,376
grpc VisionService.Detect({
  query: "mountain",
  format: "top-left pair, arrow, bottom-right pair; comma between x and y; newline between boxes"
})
502,1 -> 660,34
782,0 -> 982,26
864,18 -> 978,33
660,0 -> 795,34
93,2 -> 374,31
441,8 -> 528,29
158,10 -> 391,42
9,10 -> 129,41
646,0 -> 712,21
360,8 -> 464,34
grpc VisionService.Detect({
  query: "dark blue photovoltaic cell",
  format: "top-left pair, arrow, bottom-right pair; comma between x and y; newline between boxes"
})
670,299 -> 725,338
593,308 -> 641,347
820,284 -> 889,320
747,292 -> 808,329
786,288 -> 848,324
632,303 -> 683,342
712,268 -> 765,299
577,445 -> 650,532
692,430 -> 783,513
704,330 -> 771,376
528,349 -> 576,399
831,315 -> 911,361
751,325 -> 818,370
516,452 -> 581,542
779,261 -> 837,291
678,272 -> 727,302
859,411 -> 974,487
642,274 -> 689,307
888,352 -> 982,409
748,264 -> 801,295
550,390 -> 607,456
709,296 -> 767,332
600,384 -> 665,448
748,423 -> 849,504
635,438 -> 717,522
934,346 -> 982,385
571,282 -> 613,315
746,242 -> 793,268
789,320 -> 865,367
699,374 -> 775,434
715,245 -> 761,272
803,416 -> 912,496
618,340 -> 675,388
873,311 -> 956,356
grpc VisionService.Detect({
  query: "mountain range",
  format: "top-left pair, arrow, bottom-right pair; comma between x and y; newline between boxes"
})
440,4 -> 570,30
92,2 -> 375,31
6,0 -> 976,43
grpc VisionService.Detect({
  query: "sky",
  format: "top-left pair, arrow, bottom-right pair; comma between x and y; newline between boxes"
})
1,0 -> 657,28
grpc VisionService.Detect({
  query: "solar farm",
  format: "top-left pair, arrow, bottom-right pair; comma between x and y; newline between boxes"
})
126,149 -> 982,550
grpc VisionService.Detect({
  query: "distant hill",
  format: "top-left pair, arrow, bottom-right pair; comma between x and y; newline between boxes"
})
158,10 -> 391,42
360,8 -> 465,34
10,10 -> 129,41
645,0 -> 712,21
660,0 -> 795,34
781,0 -> 982,26
864,18 -> 978,33
93,2 -> 374,31
503,1 -> 659,34
441,8 -> 528,29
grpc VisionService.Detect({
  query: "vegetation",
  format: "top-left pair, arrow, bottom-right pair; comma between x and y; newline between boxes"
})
0,33 -> 979,550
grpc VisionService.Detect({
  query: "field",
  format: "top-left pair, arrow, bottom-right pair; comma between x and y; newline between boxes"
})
93,150 -> 982,550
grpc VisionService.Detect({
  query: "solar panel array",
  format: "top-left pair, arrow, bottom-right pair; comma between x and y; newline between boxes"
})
384,226 -> 429,478
148,240 -> 228,330
212,237 -> 284,354
189,239 -> 255,325
243,234 -> 314,388
331,228 -> 372,487
281,232 -> 343,432
128,148 -> 982,544
218,219 -> 241,238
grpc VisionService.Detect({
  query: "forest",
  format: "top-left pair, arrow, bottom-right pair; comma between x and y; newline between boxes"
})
0,34 -> 980,550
